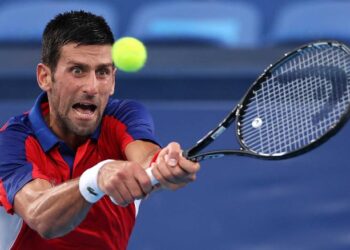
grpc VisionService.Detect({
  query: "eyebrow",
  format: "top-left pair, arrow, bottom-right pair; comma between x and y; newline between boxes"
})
96,63 -> 115,69
66,61 -> 114,68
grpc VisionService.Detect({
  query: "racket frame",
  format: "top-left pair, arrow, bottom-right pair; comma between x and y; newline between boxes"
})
184,41 -> 350,161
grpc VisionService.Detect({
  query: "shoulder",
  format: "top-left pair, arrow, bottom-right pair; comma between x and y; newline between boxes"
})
0,113 -> 33,140
103,99 -> 154,126
104,99 -> 151,117
0,114 -> 35,159
0,115 -> 37,214
100,99 -> 159,147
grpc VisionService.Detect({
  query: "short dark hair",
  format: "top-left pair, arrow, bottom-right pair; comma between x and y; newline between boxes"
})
42,10 -> 114,72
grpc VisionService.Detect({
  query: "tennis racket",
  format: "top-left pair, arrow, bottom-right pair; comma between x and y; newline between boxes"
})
145,40 -> 350,185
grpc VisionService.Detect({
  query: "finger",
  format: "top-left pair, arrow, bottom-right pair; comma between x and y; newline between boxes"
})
106,162 -> 146,204
178,157 -> 201,174
171,165 -> 197,182
165,142 -> 181,167
170,158 -> 200,183
152,161 -> 187,189
151,162 -> 179,189
108,182 -> 133,207
152,161 -> 174,184
133,170 -> 153,197
119,163 -> 152,200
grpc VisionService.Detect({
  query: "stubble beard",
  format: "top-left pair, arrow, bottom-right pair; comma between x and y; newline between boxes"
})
57,110 -> 101,138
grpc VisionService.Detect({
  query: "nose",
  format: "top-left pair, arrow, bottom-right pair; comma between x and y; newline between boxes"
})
83,72 -> 98,96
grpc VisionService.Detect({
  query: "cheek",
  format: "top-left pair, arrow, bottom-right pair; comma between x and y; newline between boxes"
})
100,77 -> 115,93
101,80 -> 114,92
98,89 -> 113,111
99,83 -> 114,99
54,96 -> 71,116
99,93 -> 110,109
51,87 -> 73,113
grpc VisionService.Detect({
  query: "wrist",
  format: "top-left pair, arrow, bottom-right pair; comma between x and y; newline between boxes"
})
150,149 -> 161,164
79,159 -> 113,203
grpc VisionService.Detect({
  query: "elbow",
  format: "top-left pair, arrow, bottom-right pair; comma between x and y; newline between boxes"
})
32,221 -> 70,240
26,214 -> 78,239
26,215 -> 56,239
37,224 -> 60,240
38,229 -> 55,240
26,214 -> 71,240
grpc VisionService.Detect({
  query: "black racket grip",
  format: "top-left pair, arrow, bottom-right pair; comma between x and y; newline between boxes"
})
182,150 -> 193,161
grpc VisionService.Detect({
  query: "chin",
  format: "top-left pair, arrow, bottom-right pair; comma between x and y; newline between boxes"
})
67,120 -> 98,137
62,114 -> 101,137
73,125 -> 97,137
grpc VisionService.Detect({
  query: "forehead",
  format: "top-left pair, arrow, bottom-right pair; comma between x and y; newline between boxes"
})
58,43 -> 113,66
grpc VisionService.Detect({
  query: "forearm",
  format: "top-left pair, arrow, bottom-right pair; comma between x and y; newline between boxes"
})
15,178 -> 91,239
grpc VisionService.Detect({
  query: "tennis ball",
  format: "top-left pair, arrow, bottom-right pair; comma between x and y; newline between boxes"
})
112,37 -> 147,72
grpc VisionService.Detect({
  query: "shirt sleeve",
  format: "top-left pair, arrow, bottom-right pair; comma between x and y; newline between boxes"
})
0,123 -> 34,214
104,99 -> 161,153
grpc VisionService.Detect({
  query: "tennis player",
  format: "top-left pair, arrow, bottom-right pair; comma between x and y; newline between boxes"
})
0,10 -> 200,249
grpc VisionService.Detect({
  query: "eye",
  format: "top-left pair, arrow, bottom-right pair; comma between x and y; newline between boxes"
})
71,66 -> 83,75
97,68 -> 111,78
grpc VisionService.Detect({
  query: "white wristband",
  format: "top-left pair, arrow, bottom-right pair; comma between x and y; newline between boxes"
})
79,160 -> 113,203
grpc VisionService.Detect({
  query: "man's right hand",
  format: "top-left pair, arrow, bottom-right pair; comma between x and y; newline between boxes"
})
98,160 -> 153,207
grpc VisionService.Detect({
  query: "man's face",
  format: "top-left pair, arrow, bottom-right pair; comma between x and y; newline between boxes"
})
42,43 -> 116,139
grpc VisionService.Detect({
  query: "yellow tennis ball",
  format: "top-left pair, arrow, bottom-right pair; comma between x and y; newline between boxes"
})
112,37 -> 147,72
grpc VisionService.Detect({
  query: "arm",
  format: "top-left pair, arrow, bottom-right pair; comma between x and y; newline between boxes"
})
98,100 -> 200,202
14,178 -> 90,239
13,141 -> 200,239
13,140 -> 157,239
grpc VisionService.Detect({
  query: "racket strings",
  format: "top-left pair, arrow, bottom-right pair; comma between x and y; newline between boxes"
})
243,77 -> 331,153
239,44 -> 350,155
267,51 -> 348,153
276,48 -> 349,152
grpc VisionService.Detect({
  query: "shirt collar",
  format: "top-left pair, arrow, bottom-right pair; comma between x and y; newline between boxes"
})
29,92 -> 101,152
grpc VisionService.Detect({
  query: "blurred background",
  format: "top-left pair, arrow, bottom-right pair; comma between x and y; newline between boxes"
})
0,0 -> 350,249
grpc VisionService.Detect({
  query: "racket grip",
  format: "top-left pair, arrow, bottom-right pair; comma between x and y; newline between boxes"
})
145,167 -> 159,186
109,167 -> 159,205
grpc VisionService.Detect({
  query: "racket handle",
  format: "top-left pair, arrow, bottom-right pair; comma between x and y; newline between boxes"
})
110,167 -> 159,205
145,167 -> 159,186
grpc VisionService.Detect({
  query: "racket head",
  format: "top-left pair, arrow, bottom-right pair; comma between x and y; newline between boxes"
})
236,40 -> 350,159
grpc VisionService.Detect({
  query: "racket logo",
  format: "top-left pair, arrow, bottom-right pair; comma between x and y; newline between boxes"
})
192,154 -> 225,161
252,117 -> 263,128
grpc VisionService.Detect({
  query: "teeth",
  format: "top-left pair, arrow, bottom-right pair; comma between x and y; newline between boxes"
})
73,103 -> 96,111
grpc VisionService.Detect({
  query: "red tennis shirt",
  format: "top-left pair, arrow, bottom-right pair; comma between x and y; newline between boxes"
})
0,92 -> 159,250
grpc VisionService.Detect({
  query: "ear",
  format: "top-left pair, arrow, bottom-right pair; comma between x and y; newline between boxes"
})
110,67 -> 117,95
37,63 -> 53,92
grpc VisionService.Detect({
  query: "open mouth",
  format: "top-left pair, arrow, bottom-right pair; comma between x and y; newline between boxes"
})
72,103 -> 97,118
